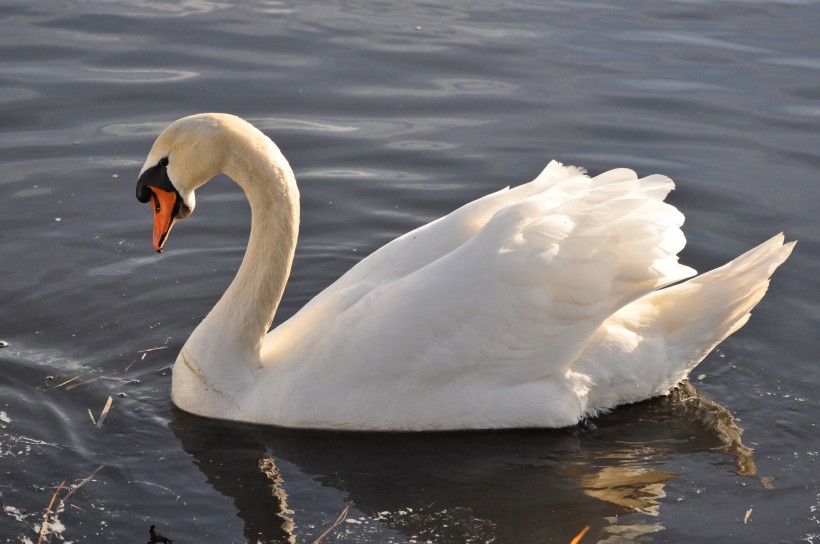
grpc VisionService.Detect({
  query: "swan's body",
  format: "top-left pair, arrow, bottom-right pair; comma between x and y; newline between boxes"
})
136,113 -> 794,431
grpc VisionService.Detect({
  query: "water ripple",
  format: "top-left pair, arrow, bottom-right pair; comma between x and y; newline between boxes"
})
74,0 -> 232,17
612,77 -> 735,94
252,116 -> 488,139
386,140 -> 460,151
345,78 -> 519,98
299,168 -> 426,182
0,65 -> 198,84
762,55 -> 820,71
618,30 -> 770,54
0,87 -> 39,104
102,121 -> 181,138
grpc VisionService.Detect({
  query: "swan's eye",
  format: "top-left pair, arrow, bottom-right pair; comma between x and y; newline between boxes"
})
159,157 -> 169,166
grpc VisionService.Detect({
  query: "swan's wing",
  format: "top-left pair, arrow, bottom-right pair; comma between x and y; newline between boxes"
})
262,161 -> 579,353
263,164 -> 695,387
319,160 -> 588,294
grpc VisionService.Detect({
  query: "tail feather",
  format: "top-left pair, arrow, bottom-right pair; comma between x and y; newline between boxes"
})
658,233 -> 793,346
578,233 -> 794,415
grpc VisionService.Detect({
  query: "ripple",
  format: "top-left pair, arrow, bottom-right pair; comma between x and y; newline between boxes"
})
449,23 -> 541,40
0,87 -> 39,104
346,78 -> 518,98
250,0 -> 297,16
763,55 -> 820,70
618,30 -> 770,54
613,77 -> 733,94
0,131 -> 74,148
299,168 -> 426,182
572,152 -> 688,171
102,121 -> 176,137
79,0 -> 231,17
86,247 -> 233,277
385,140 -> 459,151
780,105 -> 820,118
252,116 -> 487,140
249,117 -> 360,134
0,65 -> 198,84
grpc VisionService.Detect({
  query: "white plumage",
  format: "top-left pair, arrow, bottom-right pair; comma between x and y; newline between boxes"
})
138,113 -> 793,431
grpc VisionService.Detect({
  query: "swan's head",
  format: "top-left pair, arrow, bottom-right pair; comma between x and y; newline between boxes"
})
136,114 -> 234,252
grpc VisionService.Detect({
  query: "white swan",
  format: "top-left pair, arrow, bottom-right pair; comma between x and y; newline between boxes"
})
136,113 -> 794,431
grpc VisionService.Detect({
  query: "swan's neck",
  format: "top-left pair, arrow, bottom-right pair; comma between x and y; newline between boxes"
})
187,134 -> 299,370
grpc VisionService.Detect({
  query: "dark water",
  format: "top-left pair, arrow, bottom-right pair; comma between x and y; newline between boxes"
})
1,1 -> 818,542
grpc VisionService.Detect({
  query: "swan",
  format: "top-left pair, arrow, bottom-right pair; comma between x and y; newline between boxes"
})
135,113 -> 794,431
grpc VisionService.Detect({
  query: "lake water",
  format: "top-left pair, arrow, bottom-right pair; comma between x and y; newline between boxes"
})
1,1 -> 818,542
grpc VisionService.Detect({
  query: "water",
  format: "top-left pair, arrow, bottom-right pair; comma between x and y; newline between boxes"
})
1,1 -> 818,542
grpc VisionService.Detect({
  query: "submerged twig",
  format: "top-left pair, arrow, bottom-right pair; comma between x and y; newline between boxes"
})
36,466 -> 104,544
64,375 -> 128,391
60,465 -> 104,506
312,502 -> 351,544
124,349 -> 151,371
37,480 -> 65,544
124,357 -> 139,372
138,346 -> 168,353
55,377 -> 78,388
65,378 -> 99,391
570,525 -> 590,544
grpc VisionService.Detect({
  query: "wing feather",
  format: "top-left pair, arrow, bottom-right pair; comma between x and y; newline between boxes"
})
263,163 -> 695,391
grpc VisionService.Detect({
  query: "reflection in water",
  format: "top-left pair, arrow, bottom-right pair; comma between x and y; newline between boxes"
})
170,382 -> 760,543
259,456 -> 296,543
166,427 -> 297,543
581,466 -> 673,514
573,382 -> 764,542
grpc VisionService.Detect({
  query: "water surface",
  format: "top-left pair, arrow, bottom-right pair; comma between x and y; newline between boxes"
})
1,1 -> 818,542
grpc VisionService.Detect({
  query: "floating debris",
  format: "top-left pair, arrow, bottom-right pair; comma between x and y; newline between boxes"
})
744,507 -> 753,524
3,505 -> 28,522
312,502 -> 351,543
139,346 -> 168,353
55,376 -> 79,388
61,466 -> 103,505
37,480 -> 65,544
571,525 -> 591,544
65,377 -> 98,391
0,340 -> 8,348
124,357 -> 139,372
126,346 -> 166,371
148,524 -> 174,543
95,396 -> 113,429
36,466 -> 103,544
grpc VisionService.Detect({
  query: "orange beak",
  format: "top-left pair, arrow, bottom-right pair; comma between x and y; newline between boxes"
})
149,187 -> 179,252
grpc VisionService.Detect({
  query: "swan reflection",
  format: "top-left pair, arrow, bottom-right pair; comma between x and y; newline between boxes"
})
170,381 -> 764,543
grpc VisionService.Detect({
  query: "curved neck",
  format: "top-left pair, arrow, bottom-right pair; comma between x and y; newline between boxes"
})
189,132 -> 300,367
